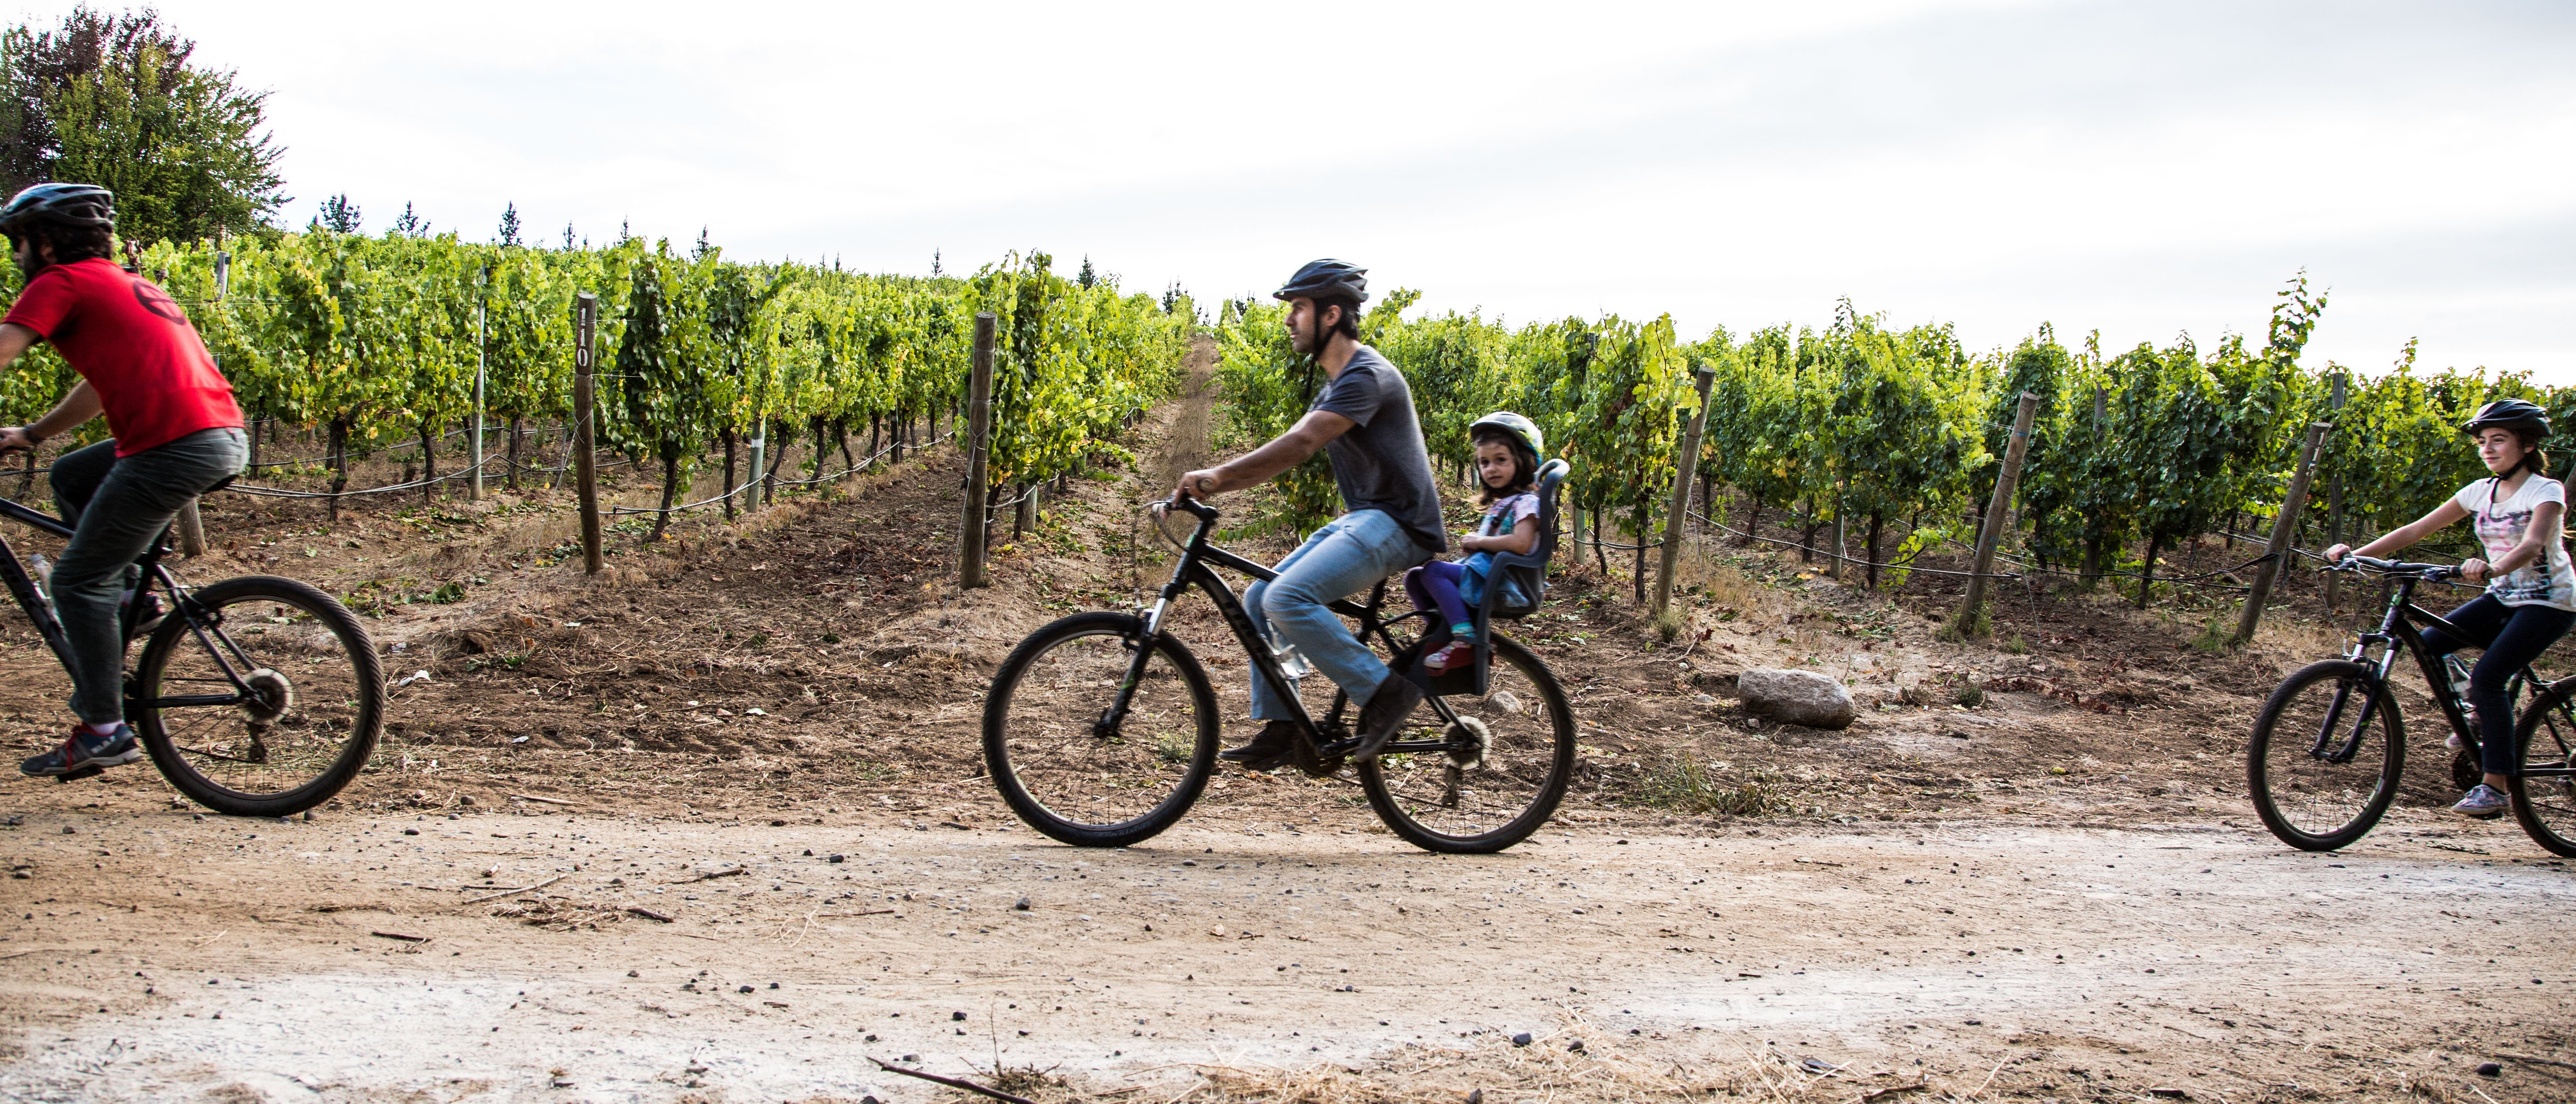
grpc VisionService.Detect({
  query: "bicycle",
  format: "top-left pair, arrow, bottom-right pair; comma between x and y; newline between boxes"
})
981,461 -> 1579,854
2249,555 -> 2576,855
2,488 -> 383,816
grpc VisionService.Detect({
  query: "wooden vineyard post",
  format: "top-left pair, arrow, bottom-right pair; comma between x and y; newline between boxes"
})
2324,373 -> 2348,613
959,312 -> 997,588
2233,421 -> 2333,647
1950,391 -> 2039,639
174,498 -> 206,557
573,292 -> 603,576
1652,366 -> 1718,621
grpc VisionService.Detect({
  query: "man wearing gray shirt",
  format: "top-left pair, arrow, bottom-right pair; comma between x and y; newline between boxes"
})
1167,259 -> 1441,768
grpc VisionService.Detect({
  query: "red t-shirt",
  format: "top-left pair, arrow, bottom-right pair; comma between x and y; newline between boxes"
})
4,257 -> 242,457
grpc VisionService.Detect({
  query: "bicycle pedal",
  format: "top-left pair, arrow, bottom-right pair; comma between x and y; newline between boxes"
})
55,764 -> 104,783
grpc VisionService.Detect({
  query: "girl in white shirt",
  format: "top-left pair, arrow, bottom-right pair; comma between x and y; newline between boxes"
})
2327,399 -> 2575,820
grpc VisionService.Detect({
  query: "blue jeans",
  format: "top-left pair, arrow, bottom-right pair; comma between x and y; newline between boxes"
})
1243,509 -> 1429,720
50,428 -> 248,725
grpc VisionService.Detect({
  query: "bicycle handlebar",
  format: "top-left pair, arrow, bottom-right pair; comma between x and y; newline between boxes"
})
2332,554 -> 2458,580
1165,490 -> 1219,521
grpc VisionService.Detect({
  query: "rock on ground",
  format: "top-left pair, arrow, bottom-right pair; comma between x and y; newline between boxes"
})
1737,667 -> 1856,729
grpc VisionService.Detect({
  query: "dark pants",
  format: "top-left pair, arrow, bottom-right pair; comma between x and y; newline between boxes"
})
2423,594 -> 2576,777
1405,561 -> 1474,632
48,428 -> 246,725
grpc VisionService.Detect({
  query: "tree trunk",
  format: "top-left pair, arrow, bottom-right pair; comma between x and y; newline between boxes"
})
2135,531 -> 2163,609
837,421 -> 856,474
720,428 -> 738,520
1631,512 -> 1647,605
809,416 -> 829,478
327,418 -> 349,524
869,415 -> 881,470
246,418 -> 262,471
1799,495 -> 1819,563
1866,511 -> 1884,590
1742,497 -> 1762,546
765,418 -> 793,493
651,450 -> 681,542
419,422 -> 438,505
892,410 -> 906,466
1592,504 -> 1610,576
2080,533 -> 2104,592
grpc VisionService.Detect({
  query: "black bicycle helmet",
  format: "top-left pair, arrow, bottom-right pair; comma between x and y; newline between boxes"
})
2464,398 -> 2550,439
1272,258 -> 1368,305
0,182 -> 114,237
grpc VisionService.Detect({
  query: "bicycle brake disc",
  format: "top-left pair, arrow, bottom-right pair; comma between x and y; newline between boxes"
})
237,668 -> 294,725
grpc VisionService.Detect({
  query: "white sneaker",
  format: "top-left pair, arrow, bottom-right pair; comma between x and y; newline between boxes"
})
2452,783 -> 2510,820
2448,731 -> 2466,750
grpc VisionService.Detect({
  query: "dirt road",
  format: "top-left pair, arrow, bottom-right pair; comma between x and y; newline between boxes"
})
6,793 -> 2576,1102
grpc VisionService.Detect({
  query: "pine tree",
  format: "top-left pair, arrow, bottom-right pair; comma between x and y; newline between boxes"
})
931,249 -> 942,277
560,222 -> 575,250
392,201 -> 425,236
1077,255 -> 1096,289
318,193 -> 360,233
496,201 -> 521,247
693,226 -> 712,260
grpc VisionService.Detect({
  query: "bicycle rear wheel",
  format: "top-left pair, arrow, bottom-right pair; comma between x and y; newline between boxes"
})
2507,677 -> 2576,857
2247,660 -> 2404,851
1357,635 -> 1575,854
983,611 -> 1218,847
132,575 -> 383,817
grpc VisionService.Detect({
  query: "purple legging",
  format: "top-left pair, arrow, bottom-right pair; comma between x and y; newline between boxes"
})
1405,561 -> 1473,633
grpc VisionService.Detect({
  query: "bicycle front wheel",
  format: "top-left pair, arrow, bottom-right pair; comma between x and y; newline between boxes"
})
982,611 -> 1219,847
2507,677 -> 2576,857
2247,660 -> 2404,851
133,575 -> 384,817
1357,635 -> 1575,854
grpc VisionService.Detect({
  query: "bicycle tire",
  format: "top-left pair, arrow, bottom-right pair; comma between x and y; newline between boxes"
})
1357,635 -> 1575,854
2508,677 -> 2576,858
2247,660 -> 2404,852
132,575 -> 383,818
983,611 -> 1218,847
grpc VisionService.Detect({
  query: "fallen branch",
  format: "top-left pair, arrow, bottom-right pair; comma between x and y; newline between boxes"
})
464,873 -> 565,904
2499,1053 -> 2576,1072
369,931 -> 429,943
868,1057 -> 1040,1104
625,907 -> 674,923
674,867 -> 749,884
0,947 -> 55,961
511,794 -> 576,807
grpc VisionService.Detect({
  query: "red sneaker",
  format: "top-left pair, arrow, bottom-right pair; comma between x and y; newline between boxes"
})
1424,641 -> 1475,673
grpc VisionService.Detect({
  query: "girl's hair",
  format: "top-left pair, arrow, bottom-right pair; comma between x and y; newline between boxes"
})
2493,427 -> 2553,478
1471,424 -> 1538,508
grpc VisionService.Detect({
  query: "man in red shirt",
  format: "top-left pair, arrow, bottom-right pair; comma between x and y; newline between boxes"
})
0,183 -> 246,778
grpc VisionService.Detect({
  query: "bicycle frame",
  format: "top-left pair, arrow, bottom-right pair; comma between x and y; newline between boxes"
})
2334,567 -> 2571,779
0,495 -> 264,714
1110,498 -> 1465,765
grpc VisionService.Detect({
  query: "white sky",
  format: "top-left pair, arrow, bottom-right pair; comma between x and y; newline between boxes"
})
21,0 -> 2574,379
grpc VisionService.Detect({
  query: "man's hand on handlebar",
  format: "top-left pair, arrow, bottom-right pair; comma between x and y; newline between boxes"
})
0,426 -> 35,456
1170,467 -> 1223,504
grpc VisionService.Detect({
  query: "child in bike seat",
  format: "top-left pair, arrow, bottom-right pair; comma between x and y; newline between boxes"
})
1405,412 -> 1545,674
2324,399 -> 2576,821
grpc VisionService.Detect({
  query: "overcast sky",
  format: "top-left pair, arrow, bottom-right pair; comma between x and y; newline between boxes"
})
22,0 -> 2572,380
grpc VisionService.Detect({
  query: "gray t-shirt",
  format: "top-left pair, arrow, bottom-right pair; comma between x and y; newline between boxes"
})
1310,344 -> 1447,555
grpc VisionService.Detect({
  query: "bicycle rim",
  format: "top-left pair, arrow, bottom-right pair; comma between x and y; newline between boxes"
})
135,575 -> 383,817
2247,660 -> 2403,851
1358,636 -> 1574,854
983,612 -> 1217,847
2509,680 -> 2576,857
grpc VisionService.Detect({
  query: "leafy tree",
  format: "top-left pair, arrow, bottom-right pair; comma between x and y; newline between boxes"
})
0,6 -> 285,244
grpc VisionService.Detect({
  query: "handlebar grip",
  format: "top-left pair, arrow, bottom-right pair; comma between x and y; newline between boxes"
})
1171,491 -> 1219,521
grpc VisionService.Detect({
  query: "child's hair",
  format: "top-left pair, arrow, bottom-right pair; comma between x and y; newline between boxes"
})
1470,423 -> 1539,508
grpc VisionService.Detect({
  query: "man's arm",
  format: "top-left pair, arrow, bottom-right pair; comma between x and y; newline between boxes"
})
1171,410 -> 1356,499
0,321 -> 100,453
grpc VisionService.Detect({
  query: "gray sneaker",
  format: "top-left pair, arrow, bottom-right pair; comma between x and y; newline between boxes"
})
2452,783 -> 2510,820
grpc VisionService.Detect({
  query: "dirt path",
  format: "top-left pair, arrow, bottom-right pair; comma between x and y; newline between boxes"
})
5,801 -> 2575,1102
